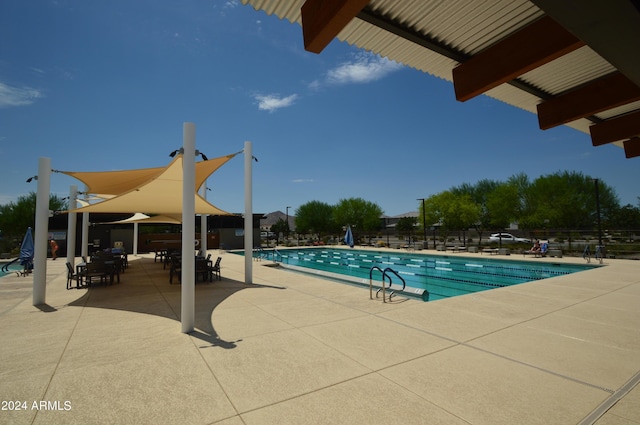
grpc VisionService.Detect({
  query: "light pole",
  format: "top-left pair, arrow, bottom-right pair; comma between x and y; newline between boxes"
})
417,198 -> 426,249
286,206 -> 291,240
592,179 -> 603,247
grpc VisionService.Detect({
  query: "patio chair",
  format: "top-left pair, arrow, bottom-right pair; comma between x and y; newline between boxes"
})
66,262 -> 80,290
169,256 -> 181,284
84,261 -> 110,286
195,258 -> 210,282
208,257 -> 222,281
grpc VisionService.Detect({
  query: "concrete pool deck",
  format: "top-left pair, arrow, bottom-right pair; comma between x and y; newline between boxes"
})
0,249 -> 638,424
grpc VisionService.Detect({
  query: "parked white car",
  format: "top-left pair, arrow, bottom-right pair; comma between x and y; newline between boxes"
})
488,233 -> 530,243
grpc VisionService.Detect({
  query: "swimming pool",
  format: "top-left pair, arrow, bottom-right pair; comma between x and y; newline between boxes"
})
254,248 -> 597,301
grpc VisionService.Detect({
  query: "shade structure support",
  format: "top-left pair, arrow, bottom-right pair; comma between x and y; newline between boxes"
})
81,187 -> 89,259
133,222 -> 139,255
66,185 -> 78,268
181,122 -> 196,333
200,184 -> 208,256
33,157 -> 51,306
244,141 -> 253,284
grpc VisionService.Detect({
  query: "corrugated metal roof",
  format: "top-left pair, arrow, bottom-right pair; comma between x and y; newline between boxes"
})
242,0 -> 639,150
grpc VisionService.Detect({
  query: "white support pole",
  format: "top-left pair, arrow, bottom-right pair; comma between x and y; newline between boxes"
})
66,185 -> 78,268
33,157 -> 51,306
181,122 -> 196,333
200,184 -> 207,256
244,141 -> 253,284
81,187 -> 89,259
133,222 -> 139,256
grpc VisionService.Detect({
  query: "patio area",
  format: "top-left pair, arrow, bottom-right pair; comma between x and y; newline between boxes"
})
1,249 -> 638,424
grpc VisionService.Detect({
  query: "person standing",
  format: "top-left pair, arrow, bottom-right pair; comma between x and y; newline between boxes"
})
50,239 -> 58,260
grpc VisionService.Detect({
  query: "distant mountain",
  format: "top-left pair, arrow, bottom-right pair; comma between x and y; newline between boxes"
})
260,211 -> 296,231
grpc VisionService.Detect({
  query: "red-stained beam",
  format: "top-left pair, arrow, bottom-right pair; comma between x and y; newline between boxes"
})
453,16 -> 584,102
624,137 -> 640,158
590,110 -> 640,146
302,0 -> 370,54
537,72 -> 640,130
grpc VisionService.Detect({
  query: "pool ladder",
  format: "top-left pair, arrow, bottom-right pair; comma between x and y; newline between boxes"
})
272,249 -> 283,263
253,247 -> 266,261
369,266 -> 406,303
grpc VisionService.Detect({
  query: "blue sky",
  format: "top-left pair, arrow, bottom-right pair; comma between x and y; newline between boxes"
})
1,0 -> 638,217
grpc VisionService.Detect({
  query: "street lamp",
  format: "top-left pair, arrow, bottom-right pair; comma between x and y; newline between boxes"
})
286,206 -> 291,240
591,178 -> 603,247
417,198 -> 427,249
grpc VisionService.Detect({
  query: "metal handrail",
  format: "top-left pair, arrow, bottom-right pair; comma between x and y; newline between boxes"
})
253,247 -> 265,262
369,266 -> 406,303
378,267 -> 406,301
369,266 -> 391,300
272,249 -> 283,262
383,268 -> 406,291
595,245 -> 605,264
1,257 -> 19,272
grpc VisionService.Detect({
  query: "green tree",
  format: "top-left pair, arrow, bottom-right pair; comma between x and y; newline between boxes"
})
421,191 -> 480,243
0,192 -> 67,252
395,216 -> 417,241
524,172 -> 618,229
270,219 -> 289,244
610,204 -> 640,229
333,197 -> 383,242
486,182 -> 520,230
451,179 -> 500,244
294,201 -> 336,239
0,192 -> 67,236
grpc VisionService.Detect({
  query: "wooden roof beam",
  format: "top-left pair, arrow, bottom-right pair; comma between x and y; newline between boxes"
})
624,137 -> 640,158
453,16 -> 584,102
302,0 -> 370,54
537,72 -> 640,130
590,110 -> 640,146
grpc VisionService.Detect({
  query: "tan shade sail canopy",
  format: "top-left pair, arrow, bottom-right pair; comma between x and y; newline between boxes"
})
64,153 -> 239,216
63,152 -> 238,196
100,213 -> 183,225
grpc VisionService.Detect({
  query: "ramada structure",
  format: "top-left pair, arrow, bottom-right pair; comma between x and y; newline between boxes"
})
30,125 -> 256,333
243,0 -> 640,157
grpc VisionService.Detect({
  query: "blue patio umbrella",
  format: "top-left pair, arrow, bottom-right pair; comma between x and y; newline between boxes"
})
19,227 -> 34,271
344,226 -> 354,248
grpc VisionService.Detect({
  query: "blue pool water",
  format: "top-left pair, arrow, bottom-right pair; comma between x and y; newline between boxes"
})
251,248 -> 597,301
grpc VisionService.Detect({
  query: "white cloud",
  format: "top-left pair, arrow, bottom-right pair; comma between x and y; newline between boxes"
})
0,82 -> 43,108
318,53 -> 403,88
254,93 -> 299,112
224,0 -> 239,9
292,179 -> 315,183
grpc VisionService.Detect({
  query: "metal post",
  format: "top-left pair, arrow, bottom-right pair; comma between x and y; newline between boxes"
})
417,198 -> 426,249
286,206 -> 291,240
432,227 -> 436,250
594,178 -> 603,247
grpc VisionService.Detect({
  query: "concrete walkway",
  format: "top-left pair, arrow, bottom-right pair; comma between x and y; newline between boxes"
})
1,249 -> 638,424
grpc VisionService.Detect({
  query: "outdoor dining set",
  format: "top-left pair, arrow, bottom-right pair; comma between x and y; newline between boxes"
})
64,248 -> 222,290
66,249 -> 128,290
155,249 -> 222,284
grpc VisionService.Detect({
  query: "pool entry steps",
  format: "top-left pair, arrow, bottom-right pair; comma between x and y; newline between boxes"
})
369,266 -> 413,303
